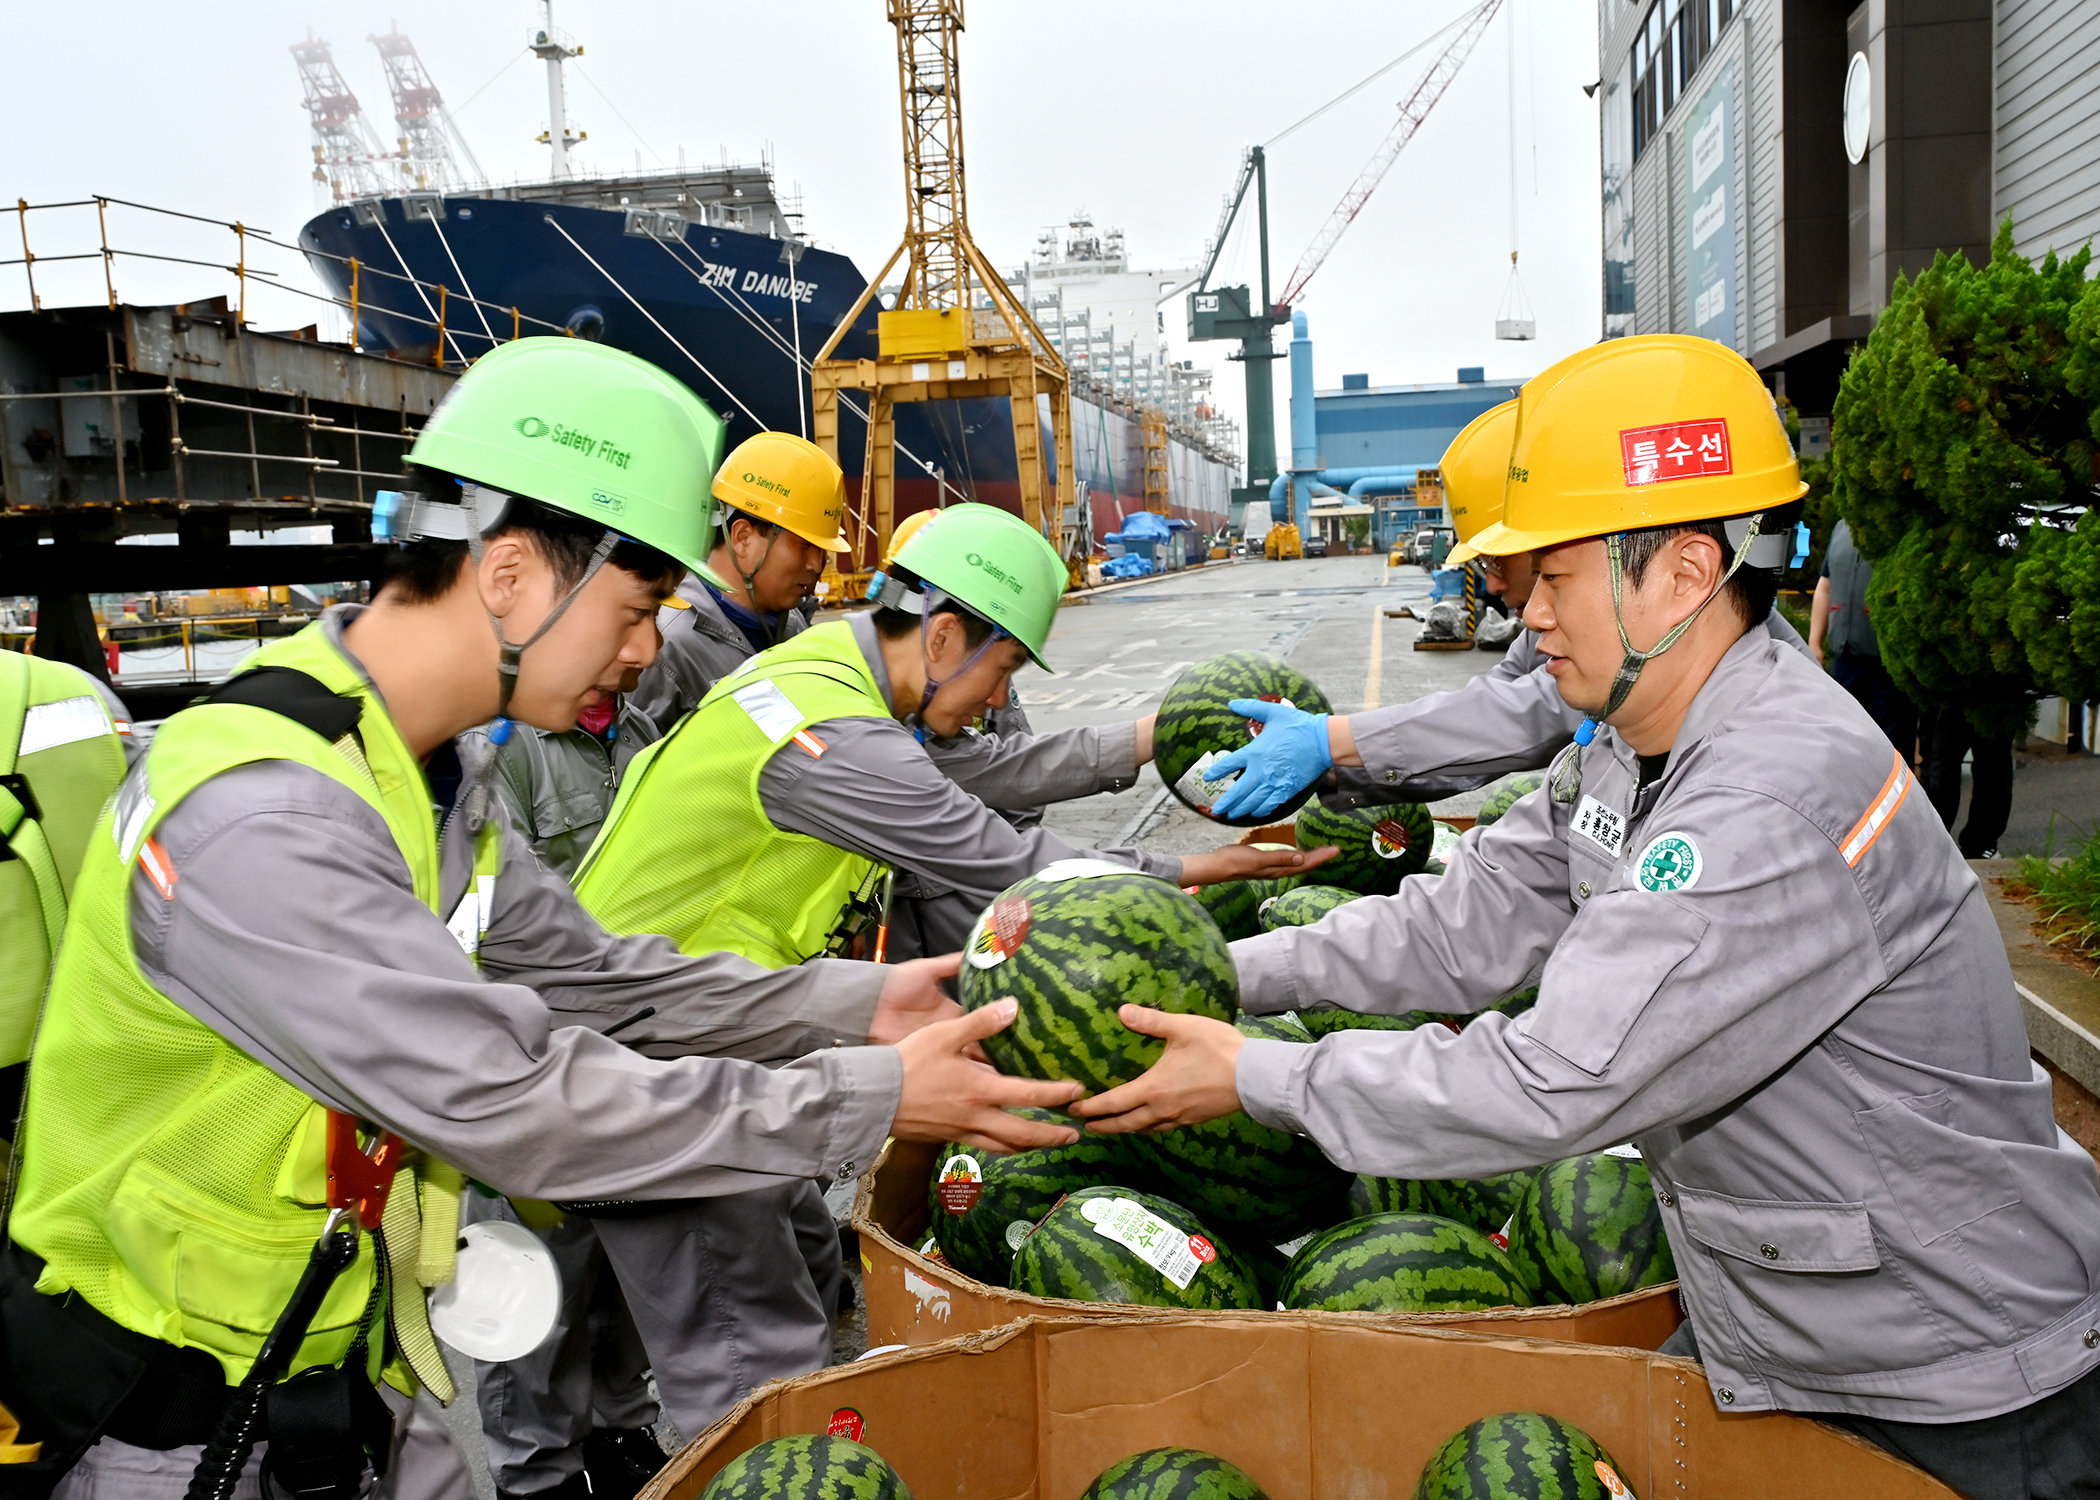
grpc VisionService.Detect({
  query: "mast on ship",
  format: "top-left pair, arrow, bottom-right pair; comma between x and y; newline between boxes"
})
530,1 -> 584,178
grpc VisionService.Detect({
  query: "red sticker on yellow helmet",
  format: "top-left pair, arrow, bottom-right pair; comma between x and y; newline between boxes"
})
1620,418 -> 1732,486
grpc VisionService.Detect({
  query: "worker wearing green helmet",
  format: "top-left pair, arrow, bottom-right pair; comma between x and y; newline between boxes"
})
0,338 -> 1077,1499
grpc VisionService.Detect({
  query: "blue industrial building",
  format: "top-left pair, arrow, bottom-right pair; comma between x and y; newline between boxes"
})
1264,312 -> 1525,552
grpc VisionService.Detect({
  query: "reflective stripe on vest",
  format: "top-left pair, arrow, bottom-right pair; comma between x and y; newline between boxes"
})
0,653 -> 127,1070
10,622 -> 457,1396
574,621 -> 890,968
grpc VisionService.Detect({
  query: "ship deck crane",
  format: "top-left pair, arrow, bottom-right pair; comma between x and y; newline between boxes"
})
369,25 -> 485,193
1186,0 -> 1504,541
290,33 -> 396,204
809,0 -> 1077,586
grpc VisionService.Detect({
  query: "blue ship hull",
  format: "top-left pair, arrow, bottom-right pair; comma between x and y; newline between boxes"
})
298,193 -> 1230,555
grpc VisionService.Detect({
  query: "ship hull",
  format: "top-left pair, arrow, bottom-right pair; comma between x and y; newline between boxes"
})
298,195 -> 1229,560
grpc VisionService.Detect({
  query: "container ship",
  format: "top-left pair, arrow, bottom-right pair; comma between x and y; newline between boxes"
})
293,16 -> 1236,558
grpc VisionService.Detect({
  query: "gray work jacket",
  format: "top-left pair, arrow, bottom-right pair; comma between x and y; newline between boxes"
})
619,572 -> 809,769
459,720 -> 618,881
129,607 -> 897,1204
1332,609 -> 1810,805
1234,628 -> 2100,1423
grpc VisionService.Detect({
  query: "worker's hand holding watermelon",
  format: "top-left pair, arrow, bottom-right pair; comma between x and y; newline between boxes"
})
891,1000 -> 1086,1154
1066,1005 -> 1245,1134
868,952 -> 967,1045
1178,838 -> 1338,889
1202,698 -> 1334,820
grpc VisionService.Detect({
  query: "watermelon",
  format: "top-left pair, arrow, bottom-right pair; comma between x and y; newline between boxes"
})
1476,988 -> 1538,1024
1292,802 -> 1433,893
700,1435 -> 910,1500
927,1109 -> 1152,1284
1414,1413 -> 1630,1500
1296,1007 -> 1457,1037
959,862 -> 1238,1094
1137,1014 -> 1350,1241
1346,1173 -> 1532,1238
1422,821 -> 1467,875
1505,1152 -> 1675,1305
1474,772 -> 1546,828
1081,1449 -> 1272,1500
1255,884 -> 1363,932
1193,851 -> 1298,941
1009,1186 -> 1263,1310
1154,652 -> 1335,826
1279,1212 -> 1531,1313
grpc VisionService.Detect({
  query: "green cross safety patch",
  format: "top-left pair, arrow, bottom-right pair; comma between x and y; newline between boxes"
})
1636,831 -> 1701,892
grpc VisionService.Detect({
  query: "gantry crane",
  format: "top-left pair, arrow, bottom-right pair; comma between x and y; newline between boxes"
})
809,0 -> 1078,581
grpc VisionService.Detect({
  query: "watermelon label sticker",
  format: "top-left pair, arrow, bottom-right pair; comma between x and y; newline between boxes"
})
1572,795 -> 1625,857
1187,1234 -> 1217,1264
1593,1460 -> 1631,1497
829,1408 -> 865,1442
1246,694 -> 1295,736
1371,819 -> 1415,859
936,1155 -> 984,1216
1004,1219 -> 1033,1252
1636,831 -> 1702,892
965,895 -> 1032,969
1604,1142 -> 1644,1159
1178,749 -> 1234,812
1085,1197 -> 1201,1289
1489,1215 -> 1514,1253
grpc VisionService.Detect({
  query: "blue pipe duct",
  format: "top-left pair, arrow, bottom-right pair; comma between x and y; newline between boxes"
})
1267,469 -> 1427,505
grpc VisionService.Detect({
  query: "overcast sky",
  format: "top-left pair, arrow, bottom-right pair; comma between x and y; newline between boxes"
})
2,0 -> 1603,462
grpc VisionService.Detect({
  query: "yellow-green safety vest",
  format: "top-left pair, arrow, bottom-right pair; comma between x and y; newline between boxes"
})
9,623 -> 463,1396
0,653 -> 128,1070
574,620 -> 889,967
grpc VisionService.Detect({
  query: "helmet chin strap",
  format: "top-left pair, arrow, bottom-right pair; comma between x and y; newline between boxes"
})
729,518 -> 787,647
1550,515 -> 1763,805
912,591 -> 1008,744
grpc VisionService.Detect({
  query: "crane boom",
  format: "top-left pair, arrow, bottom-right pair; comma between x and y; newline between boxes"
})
1274,0 -> 1502,312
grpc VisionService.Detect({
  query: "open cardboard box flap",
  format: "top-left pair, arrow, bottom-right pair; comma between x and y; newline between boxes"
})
648,1315 -> 1955,1500
854,1138 -> 1684,1350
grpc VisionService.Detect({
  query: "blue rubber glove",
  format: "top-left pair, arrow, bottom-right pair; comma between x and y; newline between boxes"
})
1200,698 -> 1333,821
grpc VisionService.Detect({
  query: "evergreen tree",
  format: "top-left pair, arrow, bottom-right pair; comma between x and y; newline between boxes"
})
1831,222 -> 2094,735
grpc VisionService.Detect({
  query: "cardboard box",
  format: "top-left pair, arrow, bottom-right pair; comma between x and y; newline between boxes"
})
647,1314 -> 1956,1500
852,1138 -> 1684,1350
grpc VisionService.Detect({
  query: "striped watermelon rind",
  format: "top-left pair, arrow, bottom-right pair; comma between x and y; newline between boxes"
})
1474,772 -> 1546,828
1081,1448 -> 1273,1500
1154,652 -> 1335,827
1009,1186 -> 1263,1311
958,866 -> 1238,1094
1293,802 -> 1433,893
700,1435 -> 911,1500
1413,1412 -> 1627,1500
1255,884 -> 1364,932
1346,1172 -> 1532,1238
1505,1152 -> 1676,1304
1279,1212 -> 1531,1314
1296,1007 -> 1457,1037
1138,1013 -> 1350,1242
927,1108 -> 1153,1284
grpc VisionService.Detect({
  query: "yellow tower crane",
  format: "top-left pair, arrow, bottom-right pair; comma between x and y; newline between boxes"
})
810,0 -> 1078,590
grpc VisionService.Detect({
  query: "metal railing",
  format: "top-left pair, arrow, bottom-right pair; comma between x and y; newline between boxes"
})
4,195 -> 573,369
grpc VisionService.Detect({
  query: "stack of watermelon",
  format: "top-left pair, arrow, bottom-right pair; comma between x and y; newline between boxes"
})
936,863 -> 1672,1317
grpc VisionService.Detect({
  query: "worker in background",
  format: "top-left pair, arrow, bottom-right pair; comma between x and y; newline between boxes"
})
1809,516 -> 1918,761
565,501 -> 1321,1447
0,652 -> 131,1167
616,431 -> 846,765
1205,398 -> 1813,818
1077,335 -> 2100,1500
867,508 -> 1158,960
0,339 -> 1079,1500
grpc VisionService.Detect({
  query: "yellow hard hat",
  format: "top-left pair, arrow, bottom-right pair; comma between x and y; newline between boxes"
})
708,431 -> 851,552
1466,334 -> 1806,558
1441,399 -> 1518,566
883,507 -> 938,567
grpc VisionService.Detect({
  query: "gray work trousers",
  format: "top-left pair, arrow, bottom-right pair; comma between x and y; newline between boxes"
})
590,1180 -> 839,1443
52,1382 -> 470,1500
461,1195 -> 656,1496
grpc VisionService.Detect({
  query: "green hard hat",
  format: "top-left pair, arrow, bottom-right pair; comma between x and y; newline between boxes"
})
894,503 -> 1066,671
408,337 -> 725,572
